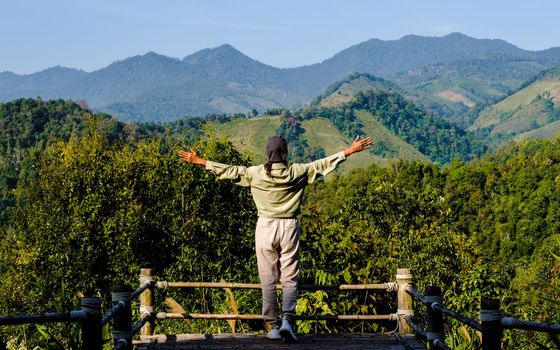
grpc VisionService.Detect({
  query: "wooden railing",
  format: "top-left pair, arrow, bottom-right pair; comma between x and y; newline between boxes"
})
0,298 -> 103,349
403,285 -> 560,349
0,281 -> 153,350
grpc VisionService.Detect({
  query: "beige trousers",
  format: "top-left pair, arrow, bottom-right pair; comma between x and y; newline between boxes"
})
255,217 -> 300,326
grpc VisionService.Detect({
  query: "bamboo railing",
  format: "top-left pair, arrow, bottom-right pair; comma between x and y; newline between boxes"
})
137,267 -> 410,338
0,281 -> 153,350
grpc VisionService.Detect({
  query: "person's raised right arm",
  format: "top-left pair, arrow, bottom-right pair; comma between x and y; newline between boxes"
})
302,136 -> 372,183
344,136 -> 372,157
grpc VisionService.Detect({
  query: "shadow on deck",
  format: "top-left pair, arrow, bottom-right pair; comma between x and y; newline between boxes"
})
135,333 -> 427,349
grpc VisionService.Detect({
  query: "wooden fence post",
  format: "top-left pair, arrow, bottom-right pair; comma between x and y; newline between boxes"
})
112,285 -> 132,350
80,297 -> 102,350
425,286 -> 444,349
480,297 -> 502,350
396,268 -> 413,334
139,268 -> 155,338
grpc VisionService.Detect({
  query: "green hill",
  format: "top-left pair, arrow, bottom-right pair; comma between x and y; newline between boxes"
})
299,118 -> 382,171
513,120 -> 560,141
206,87 -> 483,168
353,110 -> 429,163
313,67 -> 529,131
313,73 -> 400,109
311,73 -> 472,128
206,116 -> 283,163
0,98 -> 127,224
469,66 -> 560,138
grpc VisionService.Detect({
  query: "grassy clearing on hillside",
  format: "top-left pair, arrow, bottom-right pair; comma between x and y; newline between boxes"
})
492,102 -> 551,135
206,115 -> 282,164
421,76 -> 509,101
317,77 -> 383,109
471,80 -> 560,131
514,120 -> 560,141
354,110 -> 430,163
207,109 -> 432,171
493,81 -> 560,111
436,89 -> 476,107
210,116 -> 384,172
318,90 -> 356,108
300,118 -> 383,172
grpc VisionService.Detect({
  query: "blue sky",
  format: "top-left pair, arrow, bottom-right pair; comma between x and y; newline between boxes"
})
2,0 -> 559,74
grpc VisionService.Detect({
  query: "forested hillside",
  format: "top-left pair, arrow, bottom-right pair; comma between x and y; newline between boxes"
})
1,99 -> 112,224
390,56 -> 547,127
0,99 -> 163,224
205,84 -> 486,166
1,98 -> 560,348
470,66 -> 560,140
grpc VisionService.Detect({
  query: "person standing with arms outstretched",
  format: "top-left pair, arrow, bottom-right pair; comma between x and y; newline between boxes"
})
178,135 -> 372,342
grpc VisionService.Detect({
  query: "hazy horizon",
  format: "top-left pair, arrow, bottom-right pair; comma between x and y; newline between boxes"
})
2,0 -> 560,74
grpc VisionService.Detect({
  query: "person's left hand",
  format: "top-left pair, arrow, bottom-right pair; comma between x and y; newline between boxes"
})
178,149 -> 206,166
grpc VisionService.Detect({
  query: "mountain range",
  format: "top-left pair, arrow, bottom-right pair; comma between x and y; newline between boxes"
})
2,33 -> 560,122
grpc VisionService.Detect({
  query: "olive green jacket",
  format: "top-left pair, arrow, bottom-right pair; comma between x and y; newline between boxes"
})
205,152 -> 346,218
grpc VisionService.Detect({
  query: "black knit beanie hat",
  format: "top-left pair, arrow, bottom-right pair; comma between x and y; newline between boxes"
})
266,136 -> 288,163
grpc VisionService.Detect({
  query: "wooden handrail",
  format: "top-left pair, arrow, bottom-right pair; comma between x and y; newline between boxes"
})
155,281 -> 397,291
156,313 -> 398,321
4,266 -> 560,349
0,268 -> 409,348
0,298 -> 102,350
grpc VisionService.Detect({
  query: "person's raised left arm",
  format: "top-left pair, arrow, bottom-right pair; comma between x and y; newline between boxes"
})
178,149 -> 251,187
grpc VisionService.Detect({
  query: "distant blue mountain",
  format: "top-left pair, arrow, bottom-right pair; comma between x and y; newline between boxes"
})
1,33 -> 560,121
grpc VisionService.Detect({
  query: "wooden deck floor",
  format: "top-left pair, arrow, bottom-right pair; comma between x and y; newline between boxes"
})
135,333 -> 427,350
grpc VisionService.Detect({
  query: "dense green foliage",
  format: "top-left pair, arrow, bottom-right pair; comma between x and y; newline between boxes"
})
1,98 -> 560,349
0,99 -> 115,224
0,130 -> 258,347
0,98 -> 208,225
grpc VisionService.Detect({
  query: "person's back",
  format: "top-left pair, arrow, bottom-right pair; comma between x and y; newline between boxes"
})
240,151 -> 347,217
